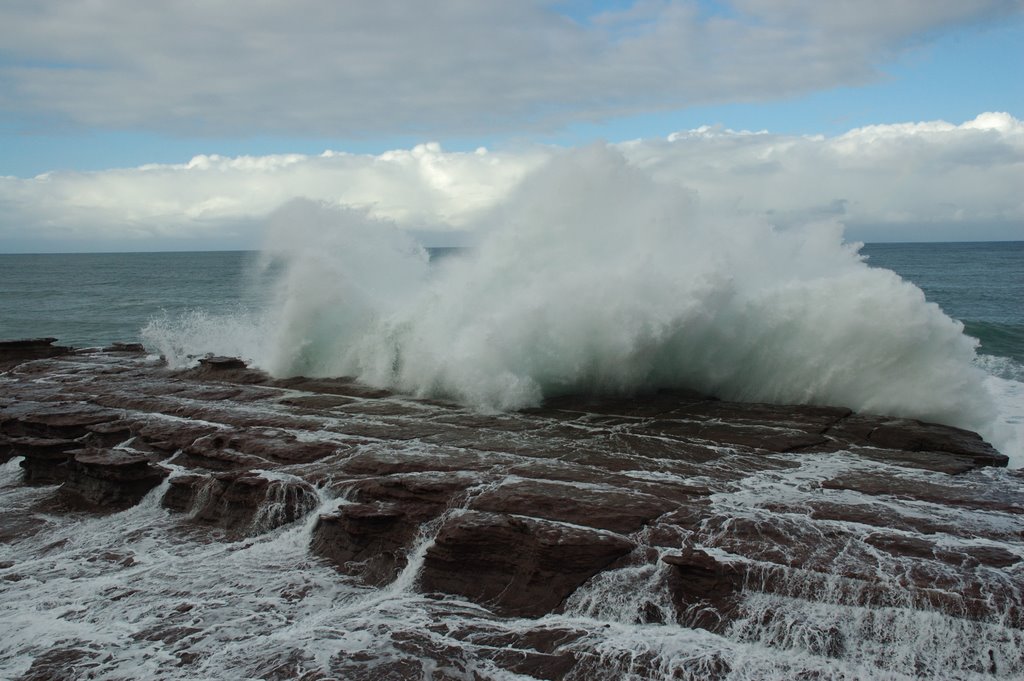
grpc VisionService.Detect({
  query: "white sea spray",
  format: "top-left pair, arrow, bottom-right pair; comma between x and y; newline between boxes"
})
143,145 -> 1012,461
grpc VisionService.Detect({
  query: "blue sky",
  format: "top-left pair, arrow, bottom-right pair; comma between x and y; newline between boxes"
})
0,0 -> 1022,250
2,1 -> 1020,177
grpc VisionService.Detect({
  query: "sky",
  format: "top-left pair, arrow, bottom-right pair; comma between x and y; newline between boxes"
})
0,0 -> 1022,252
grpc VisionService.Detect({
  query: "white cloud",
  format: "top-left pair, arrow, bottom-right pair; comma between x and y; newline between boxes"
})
0,113 -> 1021,251
627,111 -> 1024,241
0,143 -> 549,249
0,1 -> 1018,136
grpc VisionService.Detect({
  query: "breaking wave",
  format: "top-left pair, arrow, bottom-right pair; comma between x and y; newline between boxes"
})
143,145 -> 1007,456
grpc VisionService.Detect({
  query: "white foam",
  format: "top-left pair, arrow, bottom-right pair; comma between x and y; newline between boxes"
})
981,371 -> 1024,468
143,145 -> 1008,458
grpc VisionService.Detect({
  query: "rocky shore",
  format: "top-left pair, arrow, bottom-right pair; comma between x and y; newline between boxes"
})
1,338 -> 1022,680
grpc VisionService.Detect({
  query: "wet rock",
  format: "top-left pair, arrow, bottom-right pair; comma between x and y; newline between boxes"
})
663,547 -> 746,631
6,436 -> 81,483
643,415 -> 829,452
820,471 -> 1024,514
163,471 -> 319,535
104,342 -> 146,353
82,419 -> 138,448
344,472 -> 477,509
526,388 -> 710,418
0,344 -> 1020,677
827,415 -> 1007,469
447,625 -> 587,680
312,472 -> 477,582
0,512 -> 47,543
960,544 -> 1021,568
62,449 -> 168,508
313,502 -> 416,585
197,355 -> 248,371
16,646 -> 101,681
162,473 -> 208,511
863,532 -> 938,560
180,433 -> 275,470
849,447 -> 983,474
469,477 -> 678,534
419,510 -> 636,617
132,419 -> 224,454
0,337 -> 72,368
336,447 -> 500,477
182,430 -> 342,467
271,375 -> 394,399
1,402 -> 121,441
276,393 -> 356,411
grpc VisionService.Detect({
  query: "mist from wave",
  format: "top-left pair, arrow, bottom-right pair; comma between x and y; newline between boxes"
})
142,145 -> 1015,462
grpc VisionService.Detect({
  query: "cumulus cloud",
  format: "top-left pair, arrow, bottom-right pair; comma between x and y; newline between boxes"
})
0,112 -> 1021,251
0,1 -> 1018,137
0,144 -> 549,250
627,111 -> 1024,241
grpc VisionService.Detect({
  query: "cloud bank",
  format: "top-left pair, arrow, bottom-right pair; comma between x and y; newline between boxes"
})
0,1 -> 1018,136
0,112 -> 1021,251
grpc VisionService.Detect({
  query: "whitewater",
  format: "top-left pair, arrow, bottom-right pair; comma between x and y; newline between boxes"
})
141,146 -> 1022,466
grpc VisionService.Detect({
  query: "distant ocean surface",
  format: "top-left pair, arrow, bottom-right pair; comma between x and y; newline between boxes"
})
1,241 -> 1022,461
0,247 -> 460,349
0,250 -> 270,348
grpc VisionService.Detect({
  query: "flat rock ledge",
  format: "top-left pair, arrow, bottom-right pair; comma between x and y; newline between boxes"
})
1,344 -> 1021,679
0,338 -> 72,369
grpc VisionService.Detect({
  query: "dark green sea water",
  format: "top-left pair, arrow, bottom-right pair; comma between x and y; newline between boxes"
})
860,241 -> 1023,363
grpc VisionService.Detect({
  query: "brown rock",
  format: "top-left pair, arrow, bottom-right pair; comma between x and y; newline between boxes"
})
0,346 -> 1019,675
663,547 -> 746,631
0,337 -> 72,368
419,510 -> 635,617
312,471 -> 475,582
61,449 -> 168,508
163,471 -> 319,535
313,502 -> 416,585
104,342 -> 146,353
198,355 -> 248,370
469,477 -> 677,534
827,415 -> 1007,468
1,402 -> 121,440
6,436 -> 81,483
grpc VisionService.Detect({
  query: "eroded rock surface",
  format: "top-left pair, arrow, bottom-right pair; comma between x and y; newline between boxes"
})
1,346 -> 1021,680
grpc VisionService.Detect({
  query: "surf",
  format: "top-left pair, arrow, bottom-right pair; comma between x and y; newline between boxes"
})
143,145 -> 1011,461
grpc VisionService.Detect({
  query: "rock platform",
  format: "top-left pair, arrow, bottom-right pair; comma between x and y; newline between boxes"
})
1,344 -> 1021,679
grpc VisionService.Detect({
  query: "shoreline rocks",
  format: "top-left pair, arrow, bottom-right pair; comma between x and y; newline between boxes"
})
0,338 -> 72,369
1,342 -> 1020,675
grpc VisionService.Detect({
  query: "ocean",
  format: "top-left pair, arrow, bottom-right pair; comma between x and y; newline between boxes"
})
0,250 -> 269,348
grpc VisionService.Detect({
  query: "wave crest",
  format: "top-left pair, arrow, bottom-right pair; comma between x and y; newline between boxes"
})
144,145 -> 997,443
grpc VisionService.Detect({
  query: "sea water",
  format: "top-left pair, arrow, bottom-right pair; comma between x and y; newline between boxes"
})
0,250 -> 268,347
